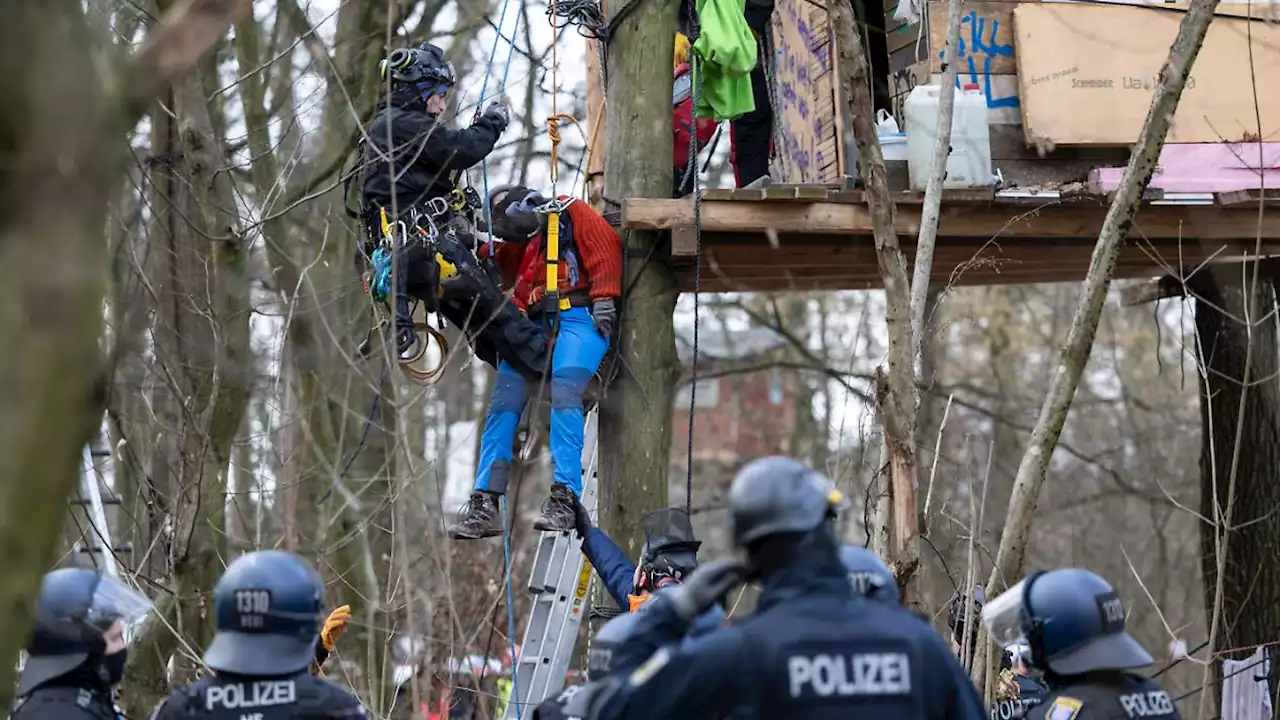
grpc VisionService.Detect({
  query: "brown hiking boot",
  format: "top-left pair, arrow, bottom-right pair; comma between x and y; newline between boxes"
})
533,484 -> 577,533
448,491 -> 504,539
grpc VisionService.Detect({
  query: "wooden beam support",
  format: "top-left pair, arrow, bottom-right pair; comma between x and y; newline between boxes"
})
623,197 -> 1280,240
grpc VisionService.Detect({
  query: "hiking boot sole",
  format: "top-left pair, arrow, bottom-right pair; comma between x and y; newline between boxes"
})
532,518 -> 575,533
448,525 -> 504,540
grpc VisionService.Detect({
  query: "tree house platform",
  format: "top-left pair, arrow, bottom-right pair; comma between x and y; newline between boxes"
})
621,187 -> 1280,292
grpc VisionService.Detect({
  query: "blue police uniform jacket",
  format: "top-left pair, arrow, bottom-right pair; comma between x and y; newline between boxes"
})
590,535 -> 988,720
990,674 -> 1049,719
1029,672 -> 1180,720
148,672 -> 366,719
581,525 -> 726,636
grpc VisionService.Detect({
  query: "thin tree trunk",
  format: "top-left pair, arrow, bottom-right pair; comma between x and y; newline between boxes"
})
975,0 -> 1221,694
908,0 -> 963,358
829,0 -> 921,605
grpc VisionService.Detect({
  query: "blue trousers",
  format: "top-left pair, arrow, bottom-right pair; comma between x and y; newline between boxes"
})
475,306 -> 609,496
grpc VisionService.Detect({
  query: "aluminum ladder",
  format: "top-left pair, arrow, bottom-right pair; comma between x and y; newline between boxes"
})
71,425 -> 131,579
502,408 -> 600,719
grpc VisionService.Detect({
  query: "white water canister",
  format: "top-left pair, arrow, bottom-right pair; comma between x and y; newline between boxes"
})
904,82 -> 993,190
876,109 -> 909,162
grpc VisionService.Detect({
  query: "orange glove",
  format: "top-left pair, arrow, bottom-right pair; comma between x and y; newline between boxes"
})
320,604 -> 351,652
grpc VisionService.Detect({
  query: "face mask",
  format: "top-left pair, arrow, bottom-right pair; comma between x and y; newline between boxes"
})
100,649 -> 127,686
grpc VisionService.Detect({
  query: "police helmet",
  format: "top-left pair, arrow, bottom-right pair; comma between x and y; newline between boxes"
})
585,611 -> 643,680
562,612 -> 644,717
638,508 -> 701,589
380,43 -> 456,96
19,568 -> 153,695
982,568 -> 1153,676
839,545 -> 898,604
728,456 -> 843,547
203,550 -> 326,676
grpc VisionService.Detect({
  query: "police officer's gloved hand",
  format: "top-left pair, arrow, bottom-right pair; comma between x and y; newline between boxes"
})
592,298 -> 616,337
570,492 -> 593,539
666,558 -> 746,622
482,100 -> 511,131
321,604 -> 351,652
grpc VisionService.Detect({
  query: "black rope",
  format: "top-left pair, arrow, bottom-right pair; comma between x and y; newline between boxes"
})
547,0 -> 607,39
683,15 -> 703,517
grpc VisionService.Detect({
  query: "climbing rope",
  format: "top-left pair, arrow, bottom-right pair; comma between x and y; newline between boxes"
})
684,44 -> 704,517
546,0 -> 607,39
546,113 -> 584,189
478,0 -> 524,258
398,320 -> 449,384
470,5 -> 524,712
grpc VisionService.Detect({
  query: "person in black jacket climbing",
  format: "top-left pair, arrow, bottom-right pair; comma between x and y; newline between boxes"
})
356,42 -> 510,361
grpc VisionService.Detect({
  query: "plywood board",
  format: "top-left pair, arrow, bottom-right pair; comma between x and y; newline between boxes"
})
928,1 -> 1027,76
770,0 -> 843,182
1014,2 -> 1280,144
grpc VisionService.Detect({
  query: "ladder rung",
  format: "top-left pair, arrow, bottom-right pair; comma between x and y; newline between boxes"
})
69,497 -> 123,506
75,544 -> 133,554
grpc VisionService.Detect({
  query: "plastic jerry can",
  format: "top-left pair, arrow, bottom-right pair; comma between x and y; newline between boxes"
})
904,82 -> 994,190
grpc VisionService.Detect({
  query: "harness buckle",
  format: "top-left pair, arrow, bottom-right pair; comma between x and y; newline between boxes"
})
424,195 -> 450,218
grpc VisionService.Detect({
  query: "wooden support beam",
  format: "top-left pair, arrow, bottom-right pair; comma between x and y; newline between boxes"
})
1118,276 -> 1188,306
623,197 -> 1280,240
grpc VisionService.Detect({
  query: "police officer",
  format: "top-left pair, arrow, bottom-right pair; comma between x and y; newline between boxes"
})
990,643 -> 1049,719
13,567 -> 153,719
587,456 -> 987,720
981,568 -> 1179,720
356,41 -> 510,361
531,612 -> 644,719
148,550 -> 365,719
840,544 -> 899,604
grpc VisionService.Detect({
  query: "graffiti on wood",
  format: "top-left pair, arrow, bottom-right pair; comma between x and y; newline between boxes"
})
770,0 -> 842,183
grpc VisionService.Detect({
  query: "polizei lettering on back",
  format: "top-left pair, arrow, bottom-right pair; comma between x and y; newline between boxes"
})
788,652 -> 912,698
1119,689 -> 1174,718
204,681 -> 298,712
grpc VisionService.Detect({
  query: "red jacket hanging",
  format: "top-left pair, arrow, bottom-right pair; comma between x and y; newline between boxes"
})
673,63 -> 722,170
479,198 -> 622,312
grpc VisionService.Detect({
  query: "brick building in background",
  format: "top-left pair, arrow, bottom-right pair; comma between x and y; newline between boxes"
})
669,326 -> 810,560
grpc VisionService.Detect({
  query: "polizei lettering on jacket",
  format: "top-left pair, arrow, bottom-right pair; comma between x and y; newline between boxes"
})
204,681 -> 297,711
1119,689 -> 1174,718
787,652 -> 912,698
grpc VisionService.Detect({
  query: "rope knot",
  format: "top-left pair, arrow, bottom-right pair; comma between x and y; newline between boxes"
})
546,112 -> 581,183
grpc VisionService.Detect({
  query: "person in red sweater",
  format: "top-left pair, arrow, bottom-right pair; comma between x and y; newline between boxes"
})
449,185 -> 622,539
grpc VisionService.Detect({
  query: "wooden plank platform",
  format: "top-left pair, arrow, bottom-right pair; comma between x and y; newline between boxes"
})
621,189 -> 1280,292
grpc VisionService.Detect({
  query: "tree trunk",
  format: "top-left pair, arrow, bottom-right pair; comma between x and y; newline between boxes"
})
599,0 -> 679,555
828,0 -> 920,606
0,3 -> 124,710
976,0 -> 1221,694
0,0 -> 247,707
123,49 -> 253,705
1195,268 -> 1280,712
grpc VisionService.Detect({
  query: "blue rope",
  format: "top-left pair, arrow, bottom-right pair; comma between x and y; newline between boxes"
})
500,496 -> 521,716
478,0 -> 525,257
470,5 -> 525,712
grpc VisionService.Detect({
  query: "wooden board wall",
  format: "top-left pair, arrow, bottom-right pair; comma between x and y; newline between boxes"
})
770,0 -> 844,183
1015,2 -> 1280,144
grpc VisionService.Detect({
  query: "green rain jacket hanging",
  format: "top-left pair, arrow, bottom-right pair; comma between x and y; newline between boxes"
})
691,0 -> 758,120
